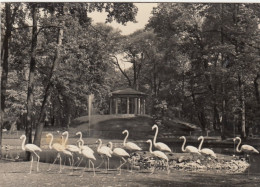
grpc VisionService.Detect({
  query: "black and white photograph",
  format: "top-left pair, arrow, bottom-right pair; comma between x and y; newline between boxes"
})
0,1 -> 260,186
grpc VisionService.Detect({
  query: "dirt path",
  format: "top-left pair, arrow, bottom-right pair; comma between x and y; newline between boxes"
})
0,160 -> 260,187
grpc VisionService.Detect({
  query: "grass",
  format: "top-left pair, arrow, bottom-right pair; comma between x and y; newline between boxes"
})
1,159 -> 260,187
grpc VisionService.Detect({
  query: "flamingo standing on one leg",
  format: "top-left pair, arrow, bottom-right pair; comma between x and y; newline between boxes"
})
78,140 -> 96,177
108,142 -> 130,175
146,139 -> 170,174
20,135 -> 42,174
96,139 -> 112,173
179,136 -> 200,161
152,124 -> 172,152
122,130 -> 142,172
198,136 -> 217,160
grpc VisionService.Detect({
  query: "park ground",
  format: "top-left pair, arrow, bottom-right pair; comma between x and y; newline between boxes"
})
1,115 -> 260,186
1,159 -> 260,187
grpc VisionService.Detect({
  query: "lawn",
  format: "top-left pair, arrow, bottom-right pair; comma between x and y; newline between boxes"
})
0,160 -> 259,187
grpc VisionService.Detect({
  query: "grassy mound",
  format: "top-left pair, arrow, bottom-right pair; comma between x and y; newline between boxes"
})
68,115 -> 154,140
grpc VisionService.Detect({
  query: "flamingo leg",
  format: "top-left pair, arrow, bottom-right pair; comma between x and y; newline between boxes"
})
29,155 -> 33,174
90,160 -> 96,176
48,153 -> 60,172
80,159 -> 87,177
166,160 -> 170,175
107,157 -> 110,171
59,155 -> 62,173
117,157 -> 127,175
33,151 -> 40,172
96,155 -> 104,169
76,157 -> 83,169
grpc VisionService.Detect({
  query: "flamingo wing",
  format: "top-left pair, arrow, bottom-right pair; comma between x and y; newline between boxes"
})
113,148 -> 130,157
66,145 -> 80,153
242,145 -> 259,154
82,149 -> 96,160
186,146 -> 200,154
99,147 -> 112,157
155,142 -> 171,152
25,144 -> 42,152
201,148 -> 216,158
82,145 -> 94,154
125,142 -> 142,151
52,143 -> 63,151
153,150 -> 168,161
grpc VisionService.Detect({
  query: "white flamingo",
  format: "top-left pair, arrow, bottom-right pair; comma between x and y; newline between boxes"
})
233,137 -> 259,159
108,142 -> 130,175
198,136 -> 217,159
180,136 -> 200,160
20,135 -> 42,174
78,140 -> 96,177
46,133 -> 72,173
62,131 -> 81,174
76,140 -> 94,168
122,130 -> 142,171
62,131 -> 81,163
152,124 -> 172,152
146,139 -> 170,174
96,139 -> 112,173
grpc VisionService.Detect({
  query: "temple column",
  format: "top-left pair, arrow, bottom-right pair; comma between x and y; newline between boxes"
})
127,97 -> 129,114
115,98 -> 118,114
110,98 -> 112,114
143,99 -> 146,114
138,98 -> 141,114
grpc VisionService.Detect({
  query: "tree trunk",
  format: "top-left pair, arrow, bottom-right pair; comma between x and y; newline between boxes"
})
33,27 -> 63,146
25,4 -> 38,160
238,74 -> 246,138
1,3 -> 16,157
254,73 -> 260,105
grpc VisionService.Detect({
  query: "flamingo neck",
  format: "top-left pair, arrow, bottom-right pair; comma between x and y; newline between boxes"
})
21,137 -> 26,151
153,126 -> 158,145
109,142 -> 113,151
148,141 -> 153,154
198,137 -> 204,151
181,137 -> 186,152
48,134 -> 54,149
123,131 -> 129,146
63,132 -> 68,146
81,139 -> 85,146
97,140 -> 102,151
236,138 -> 242,153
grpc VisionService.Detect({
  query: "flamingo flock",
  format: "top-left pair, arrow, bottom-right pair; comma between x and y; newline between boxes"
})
19,125 -> 259,175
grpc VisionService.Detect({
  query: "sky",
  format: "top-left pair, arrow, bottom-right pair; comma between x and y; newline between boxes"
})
88,3 -> 157,35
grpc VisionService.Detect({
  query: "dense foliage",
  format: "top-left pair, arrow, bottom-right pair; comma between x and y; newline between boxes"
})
1,3 -> 260,151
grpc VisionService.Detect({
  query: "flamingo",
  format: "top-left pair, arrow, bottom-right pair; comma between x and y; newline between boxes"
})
197,136 -> 217,159
62,131 -> 81,165
75,140 -> 94,168
122,130 -> 142,171
146,139 -> 170,174
152,124 -> 171,152
75,131 -> 94,168
233,137 -> 259,158
179,136 -> 200,160
20,135 -> 42,174
78,140 -> 96,177
46,133 -> 72,173
108,142 -> 130,175
96,139 -> 112,173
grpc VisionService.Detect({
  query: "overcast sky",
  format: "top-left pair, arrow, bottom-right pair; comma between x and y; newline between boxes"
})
89,3 -> 157,35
